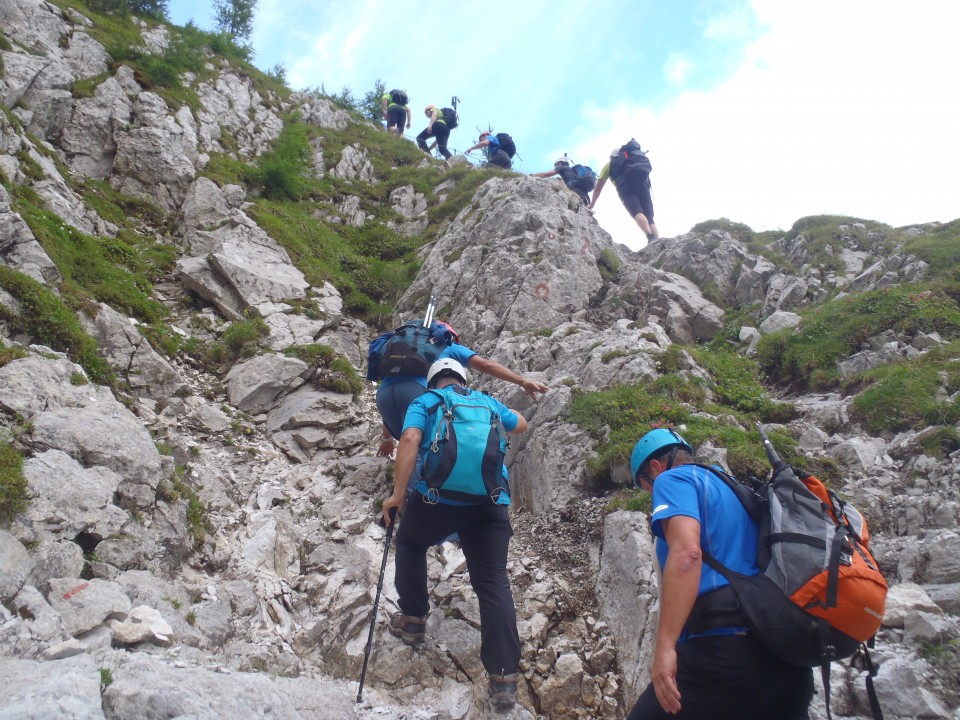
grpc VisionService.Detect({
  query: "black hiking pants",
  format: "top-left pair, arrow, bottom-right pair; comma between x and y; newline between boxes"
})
626,634 -> 813,720
394,492 -> 521,677
416,123 -> 451,159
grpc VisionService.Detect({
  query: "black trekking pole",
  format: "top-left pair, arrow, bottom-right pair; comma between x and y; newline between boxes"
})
755,421 -> 782,468
356,507 -> 397,703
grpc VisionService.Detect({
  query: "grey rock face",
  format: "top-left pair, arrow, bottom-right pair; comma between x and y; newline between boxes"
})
226,354 -> 310,414
0,654 -> 106,720
0,531 -> 32,603
79,303 -> 188,400
0,185 -> 61,284
47,577 -> 132,636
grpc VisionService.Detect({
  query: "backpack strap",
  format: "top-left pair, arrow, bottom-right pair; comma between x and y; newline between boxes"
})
691,463 -> 764,524
858,641 -> 885,720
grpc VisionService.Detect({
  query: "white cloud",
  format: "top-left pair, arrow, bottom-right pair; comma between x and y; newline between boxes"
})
664,53 -> 692,85
574,0 -> 960,250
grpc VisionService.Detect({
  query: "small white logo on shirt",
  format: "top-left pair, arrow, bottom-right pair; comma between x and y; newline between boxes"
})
652,504 -> 669,515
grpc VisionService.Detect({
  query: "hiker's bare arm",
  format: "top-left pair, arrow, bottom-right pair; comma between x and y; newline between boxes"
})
381,427 -> 423,526
508,412 -> 528,435
464,139 -> 488,154
377,422 -> 395,457
467,355 -> 548,401
406,107 -> 412,128
652,515 -> 702,714
589,178 -> 606,209
381,99 -> 388,118
531,169 -> 558,178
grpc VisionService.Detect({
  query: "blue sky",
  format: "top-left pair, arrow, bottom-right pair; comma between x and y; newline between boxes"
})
167,0 -> 960,250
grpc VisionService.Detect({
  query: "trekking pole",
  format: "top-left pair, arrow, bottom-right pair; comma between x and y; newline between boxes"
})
755,422 -> 782,467
423,294 -> 436,327
356,508 -> 397,703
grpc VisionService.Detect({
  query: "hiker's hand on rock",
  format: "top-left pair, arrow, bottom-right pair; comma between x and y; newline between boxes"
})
377,438 -> 395,457
521,378 -> 548,401
652,645 -> 681,713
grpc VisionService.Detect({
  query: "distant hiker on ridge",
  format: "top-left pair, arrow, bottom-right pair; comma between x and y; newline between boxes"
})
381,358 -> 528,711
464,131 -> 515,170
590,139 -> 659,243
531,154 -> 597,205
416,105 -> 455,160
381,88 -> 412,136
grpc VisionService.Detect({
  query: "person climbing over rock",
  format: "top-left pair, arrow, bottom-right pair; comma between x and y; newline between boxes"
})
464,131 -> 515,170
590,139 -> 659,243
381,358 -> 528,711
416,105 -> 453,159
370,320 -> 547,459
381,88 -> 412,136
531,154 -> 597,205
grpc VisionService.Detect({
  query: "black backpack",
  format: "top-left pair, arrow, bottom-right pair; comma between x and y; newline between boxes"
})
571,164 -> 597,192
495,133 -> 516,158
366,321 -> 455,380
440,107 -> 459,128
609,138 -> 651,182
389,89 -> 408,105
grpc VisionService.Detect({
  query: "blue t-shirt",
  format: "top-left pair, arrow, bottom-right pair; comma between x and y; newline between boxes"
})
402,385 -> 519,505
379,342 -> 477,388
650,464 -> 759,597
485,134 -> 501,159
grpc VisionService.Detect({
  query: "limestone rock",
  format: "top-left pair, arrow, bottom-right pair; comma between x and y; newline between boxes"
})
47,577 -> 132,637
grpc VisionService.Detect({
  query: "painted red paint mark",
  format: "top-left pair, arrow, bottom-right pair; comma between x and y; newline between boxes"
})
535,283 -> 550,300
62,582 -> 89,600
547,232 -> 555,240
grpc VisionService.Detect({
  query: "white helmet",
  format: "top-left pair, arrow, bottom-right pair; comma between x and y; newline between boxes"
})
555,155 -> 571,166
427,358 -> 468,388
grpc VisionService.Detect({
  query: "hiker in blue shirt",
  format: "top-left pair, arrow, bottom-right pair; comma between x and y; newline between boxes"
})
626,428 -> 813,720
375,321 -> 547,458
381,359 -> 527,711
464,131 -> 512,169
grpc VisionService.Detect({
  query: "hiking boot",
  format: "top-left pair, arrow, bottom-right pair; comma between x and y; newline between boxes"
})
388,612 -> 427,646
489,672 -> 518,711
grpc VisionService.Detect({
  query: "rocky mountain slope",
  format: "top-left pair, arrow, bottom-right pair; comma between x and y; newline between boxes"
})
1,1 -> 959,719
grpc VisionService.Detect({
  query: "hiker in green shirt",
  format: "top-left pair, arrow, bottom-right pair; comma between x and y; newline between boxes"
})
381,89 -> 411,136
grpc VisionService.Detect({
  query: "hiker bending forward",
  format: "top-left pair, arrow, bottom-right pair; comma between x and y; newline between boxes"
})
381,359 -> 527,711
375,320 -> 547,458
626,429 -> 813,720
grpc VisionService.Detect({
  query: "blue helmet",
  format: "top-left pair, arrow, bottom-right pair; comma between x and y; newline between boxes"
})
630,428 -> 694,485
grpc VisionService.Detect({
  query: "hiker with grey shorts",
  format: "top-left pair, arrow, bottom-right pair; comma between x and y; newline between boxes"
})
381,359 -> 527,711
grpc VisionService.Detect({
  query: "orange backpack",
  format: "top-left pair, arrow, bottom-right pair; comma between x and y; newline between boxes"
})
697,436 -> 888,719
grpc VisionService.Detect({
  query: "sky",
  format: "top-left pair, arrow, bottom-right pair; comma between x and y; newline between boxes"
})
167,0 -> 960,250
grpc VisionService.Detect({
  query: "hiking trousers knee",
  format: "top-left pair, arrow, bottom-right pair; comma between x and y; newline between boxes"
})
394,493 -> 521,676
416,123 -> 452,159
626,634 -> 813,720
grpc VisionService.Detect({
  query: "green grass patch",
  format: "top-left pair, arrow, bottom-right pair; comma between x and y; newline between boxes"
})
756,282 -> 960,391
0,442 -> 28,523
568,382 -> 799,490
606,488 -> 652,514
849,343 -> 960,434
11,185 -> 169,323
284,343 -> 365,399
0,266 -> 112,384
902,220 -> 960,283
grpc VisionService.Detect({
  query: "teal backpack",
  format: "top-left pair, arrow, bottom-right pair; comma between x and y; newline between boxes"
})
420,386 -> 509,504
